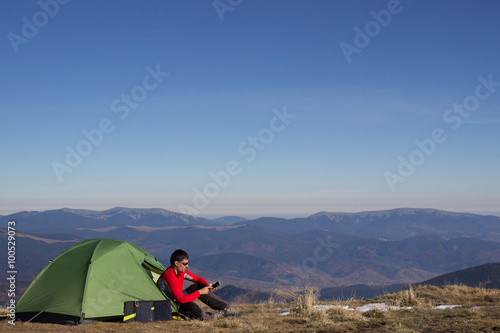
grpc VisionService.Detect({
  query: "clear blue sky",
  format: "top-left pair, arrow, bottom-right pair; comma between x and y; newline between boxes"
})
1,0 -> 499,218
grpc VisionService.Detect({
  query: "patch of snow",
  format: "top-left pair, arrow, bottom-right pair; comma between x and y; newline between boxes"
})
355,303 -> 392,312
276,303 -> 473,316
313,305 -> 352,311
433,305 -> 462,310
355,303 -> 413,312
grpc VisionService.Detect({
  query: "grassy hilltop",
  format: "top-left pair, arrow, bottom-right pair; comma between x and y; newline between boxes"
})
2,285 -> 500,332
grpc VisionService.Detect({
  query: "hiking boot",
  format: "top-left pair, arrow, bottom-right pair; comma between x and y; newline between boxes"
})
212,309 -> 226,320
223,306 -> 242,317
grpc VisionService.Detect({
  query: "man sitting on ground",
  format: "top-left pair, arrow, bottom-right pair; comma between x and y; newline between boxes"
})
158,249 -> 240,320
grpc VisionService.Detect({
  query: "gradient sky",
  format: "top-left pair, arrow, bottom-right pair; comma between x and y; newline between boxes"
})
1,0 -> 499,218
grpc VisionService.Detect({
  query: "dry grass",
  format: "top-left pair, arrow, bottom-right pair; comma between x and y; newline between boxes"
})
2,285 -> 500,332
418,284 -> 500,307
327,306 -> 367,322
293,286 -> 322,319
0,306 -> 9,316
275,286 -> 325,319
378,284 -> 432,308
215,317 -> 242,329
378,284 -> 500,308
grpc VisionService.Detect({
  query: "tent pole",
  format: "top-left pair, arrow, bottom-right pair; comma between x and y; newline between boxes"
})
23,311 -> 43,325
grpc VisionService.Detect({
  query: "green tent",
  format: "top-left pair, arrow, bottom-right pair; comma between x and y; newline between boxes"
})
16,238 -> 178,324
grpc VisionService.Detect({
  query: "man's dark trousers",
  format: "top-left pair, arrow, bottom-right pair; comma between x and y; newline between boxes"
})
178,283 -> 228,320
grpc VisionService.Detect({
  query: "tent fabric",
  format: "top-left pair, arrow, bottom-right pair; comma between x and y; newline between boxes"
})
16,238 -> 178,322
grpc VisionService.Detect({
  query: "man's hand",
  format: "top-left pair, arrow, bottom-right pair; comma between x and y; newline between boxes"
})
208,281 -> 219,291
199,286 -> 211,295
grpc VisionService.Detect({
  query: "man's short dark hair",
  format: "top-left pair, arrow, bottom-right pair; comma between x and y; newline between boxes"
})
170,249 -> 189,266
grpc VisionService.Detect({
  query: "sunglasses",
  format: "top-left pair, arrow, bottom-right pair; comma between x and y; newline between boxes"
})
179,261 -> 189,266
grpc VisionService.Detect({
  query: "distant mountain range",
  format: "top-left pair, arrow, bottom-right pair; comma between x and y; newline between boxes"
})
235,208 -> 500,242
1,207 -> 203,232
0,207 -> 499,292
3,207 -> 498,241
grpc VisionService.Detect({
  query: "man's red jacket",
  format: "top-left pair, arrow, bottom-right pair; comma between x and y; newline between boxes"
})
160,266 -> 208,304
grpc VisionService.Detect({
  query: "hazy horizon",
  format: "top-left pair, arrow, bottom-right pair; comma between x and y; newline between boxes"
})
1,204 -> 499,220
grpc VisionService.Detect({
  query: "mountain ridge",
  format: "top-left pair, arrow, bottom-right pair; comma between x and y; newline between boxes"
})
2,207 -> 499,242
238,208 -> 500,242
308,207 -> 492,220
422,262 -> 500,289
